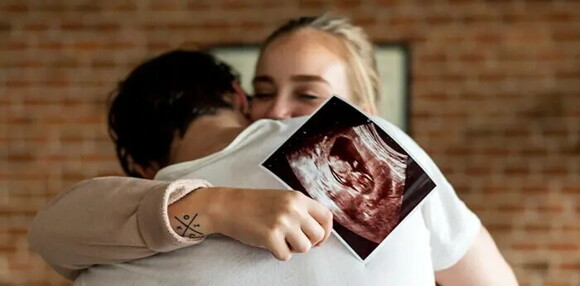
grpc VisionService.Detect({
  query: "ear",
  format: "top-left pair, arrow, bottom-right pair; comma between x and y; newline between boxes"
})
133,163 -> 159,179
231,81 -> 249,114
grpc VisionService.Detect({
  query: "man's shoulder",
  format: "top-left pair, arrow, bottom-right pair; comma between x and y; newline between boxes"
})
251,117 -> 309,130
242,117 -> 309,143
368,116 -> 421,155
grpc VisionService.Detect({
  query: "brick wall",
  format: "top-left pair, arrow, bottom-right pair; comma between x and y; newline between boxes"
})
0,0 -> 578,285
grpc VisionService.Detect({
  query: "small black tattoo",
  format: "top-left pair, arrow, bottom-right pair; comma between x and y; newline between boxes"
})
174,213 -> 204,238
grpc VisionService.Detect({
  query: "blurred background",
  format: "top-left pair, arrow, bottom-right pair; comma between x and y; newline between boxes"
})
0,0 -> 578,285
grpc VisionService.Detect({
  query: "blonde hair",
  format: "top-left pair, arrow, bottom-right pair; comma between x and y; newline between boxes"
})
262,15 -> 380,111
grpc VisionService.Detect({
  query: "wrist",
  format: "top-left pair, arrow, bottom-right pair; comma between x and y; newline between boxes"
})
202,187 -> 232,236
167,187 -> 218,238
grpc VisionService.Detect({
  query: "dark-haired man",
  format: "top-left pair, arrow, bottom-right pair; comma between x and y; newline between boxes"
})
30,50 -> 517,285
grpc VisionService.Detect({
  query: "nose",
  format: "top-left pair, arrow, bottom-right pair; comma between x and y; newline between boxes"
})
264,98 -> 292,120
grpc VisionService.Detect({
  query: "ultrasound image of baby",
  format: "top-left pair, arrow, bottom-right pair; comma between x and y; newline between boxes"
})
286,123 -> 408,244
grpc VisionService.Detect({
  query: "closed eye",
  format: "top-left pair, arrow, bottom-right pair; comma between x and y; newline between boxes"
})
298,93 -> 319,100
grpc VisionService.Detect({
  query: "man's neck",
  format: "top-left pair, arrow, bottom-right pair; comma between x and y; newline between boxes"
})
169,109 -> 251,164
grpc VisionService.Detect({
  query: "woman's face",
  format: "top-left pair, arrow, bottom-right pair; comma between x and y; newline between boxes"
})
249,30 -> 352,121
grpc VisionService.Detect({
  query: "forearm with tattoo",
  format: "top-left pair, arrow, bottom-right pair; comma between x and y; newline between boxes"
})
173,213 -> 205,239
167,187 -> 220,238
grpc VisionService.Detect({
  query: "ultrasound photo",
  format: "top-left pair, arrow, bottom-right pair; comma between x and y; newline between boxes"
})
262,96 -> 436,261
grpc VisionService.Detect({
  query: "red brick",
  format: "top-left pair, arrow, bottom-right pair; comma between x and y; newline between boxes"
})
419,52 -> 448,63
483,184 -> 512,194
487,223 -> 512,232
91,60 -> 117,69
474,31 -> 503,44
562,187 -> 580,194
71,42 -> 103,51
198,22 -> 230,30
559,262 -> 580,270
511,242 -> 539,250
425,14 -> 455,25
556,70 -> 580,80
74,3 -> 101,13
445,147 -> 471,156
146,42 -> 174,51
521,261 -> 549,271
389,15 -> 417,26
498,204 -> 525,212
542,167 -> 568,176
548,243 -> 578,251
148,2 -> 182,11
240,21 -> 264,30
374,0 -> 398,7
353,16 -> 377,27
536,205 -> 563,214
483,148 -> 512,156
37,41 -> 64,50
542,282 -> 569,286
6,154 -> 35,162
3,4 -> 28,12
0,41 -> 28,51
298,0 -> 330,9
60,22 -> 120,32
37,4 -> 68,12
0,22 -> 11,32
221,1 -> 252,10
505,167 -> 530,175
459,52 -> 487,63
458,13 -> 497,25
552,30 -> 580,42
505,129 -> 530,138
524,224 -> 552,232
187,2 -> 212,10
103,42 -> 136,50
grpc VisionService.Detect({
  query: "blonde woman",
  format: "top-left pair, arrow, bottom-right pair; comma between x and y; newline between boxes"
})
248,15 -> 517,285
30,16 -> 517,285
249,15 -> 380,119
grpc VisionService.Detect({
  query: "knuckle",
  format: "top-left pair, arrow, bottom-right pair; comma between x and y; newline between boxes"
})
286,190 -> 304,202
271,214 -> 290,231
280,200 -> 300,216
262,228 -> 281,244
324,209 -> 333,221
289,190 -> 303,198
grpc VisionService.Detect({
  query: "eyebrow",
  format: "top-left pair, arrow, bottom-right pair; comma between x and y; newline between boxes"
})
252,75 -> 274,85
252,75 -> 330,86
291,75 -> 330,85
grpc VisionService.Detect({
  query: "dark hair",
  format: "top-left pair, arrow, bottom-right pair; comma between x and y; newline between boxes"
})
108,50 -> 239,177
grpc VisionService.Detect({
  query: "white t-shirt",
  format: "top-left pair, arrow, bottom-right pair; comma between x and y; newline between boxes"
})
75,117 -> 480,286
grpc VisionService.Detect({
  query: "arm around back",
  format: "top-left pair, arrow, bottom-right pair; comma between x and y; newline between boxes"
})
28,177 -> 210,280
